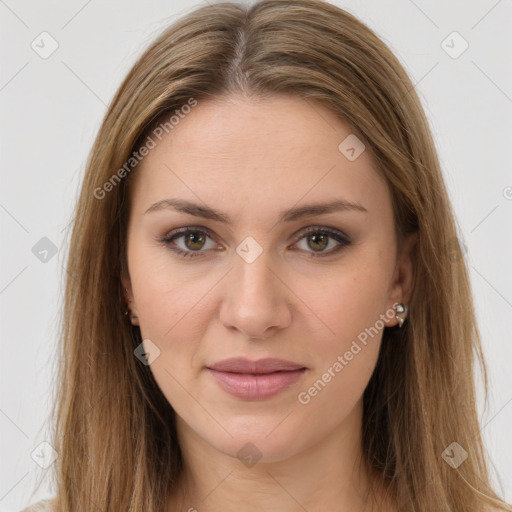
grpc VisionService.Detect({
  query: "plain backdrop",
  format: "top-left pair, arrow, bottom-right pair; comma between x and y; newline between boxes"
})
1,0 -> 511,510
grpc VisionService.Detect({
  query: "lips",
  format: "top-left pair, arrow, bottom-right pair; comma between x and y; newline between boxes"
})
206,357 -> 307,400
207,357 -> 306,374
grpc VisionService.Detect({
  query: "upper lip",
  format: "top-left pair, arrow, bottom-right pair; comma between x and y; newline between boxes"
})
207,357 -> 306,374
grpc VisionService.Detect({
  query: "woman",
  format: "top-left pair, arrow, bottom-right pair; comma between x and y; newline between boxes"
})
21,0 -> 511,511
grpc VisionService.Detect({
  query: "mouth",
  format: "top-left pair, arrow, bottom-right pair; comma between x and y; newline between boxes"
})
206,358 -> 308,400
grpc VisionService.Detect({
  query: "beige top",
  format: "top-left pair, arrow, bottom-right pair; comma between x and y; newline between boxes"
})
19,498 -> 54,512
18,497 -> 502,511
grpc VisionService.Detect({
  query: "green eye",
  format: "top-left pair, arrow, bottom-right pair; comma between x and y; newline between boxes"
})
159,226 -> 351,259
160,228 -> 218,258
182,231 -> 207,251
293,227 -> 351,257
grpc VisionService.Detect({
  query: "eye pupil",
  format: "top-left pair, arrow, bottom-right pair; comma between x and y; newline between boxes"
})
308,233 -> 328,251
185,232 -> 206,250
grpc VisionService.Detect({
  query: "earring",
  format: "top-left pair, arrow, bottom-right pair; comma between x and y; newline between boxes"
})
395,303 -> 408,328
124,287 -> 138,323
124,287 -> 130,316
125,308 -> 138,323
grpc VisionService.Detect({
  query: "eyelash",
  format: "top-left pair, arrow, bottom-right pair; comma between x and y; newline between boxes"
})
158,226 -> 351,259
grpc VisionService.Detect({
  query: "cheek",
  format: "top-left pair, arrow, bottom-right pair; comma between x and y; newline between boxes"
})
296,283 -> 385,420
299,257 -> 392,344
127,253 -> 209,395
293,255 -> 391,398
129,241 -> 212,338
132,274 -> 207,414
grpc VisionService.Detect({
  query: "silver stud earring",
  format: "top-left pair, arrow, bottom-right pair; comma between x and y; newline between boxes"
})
395,303 -> 408,328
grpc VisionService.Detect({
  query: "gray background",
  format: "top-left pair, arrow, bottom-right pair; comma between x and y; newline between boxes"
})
1,0 -> 511,510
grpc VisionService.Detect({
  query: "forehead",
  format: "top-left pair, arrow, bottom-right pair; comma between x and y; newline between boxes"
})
128,94 -> 391,224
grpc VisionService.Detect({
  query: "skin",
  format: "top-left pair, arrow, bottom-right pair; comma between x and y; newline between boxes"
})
122,94 -> 416,512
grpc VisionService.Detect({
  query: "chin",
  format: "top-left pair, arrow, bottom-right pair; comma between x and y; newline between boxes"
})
202,417 -> 309,466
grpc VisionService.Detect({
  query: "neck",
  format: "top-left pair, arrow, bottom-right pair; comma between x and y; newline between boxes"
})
167,399 -> 394,512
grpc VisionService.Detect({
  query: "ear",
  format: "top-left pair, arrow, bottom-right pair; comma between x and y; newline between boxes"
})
121,272 -> 132,301
121,272 -> 140,326
385,231 -> 417,327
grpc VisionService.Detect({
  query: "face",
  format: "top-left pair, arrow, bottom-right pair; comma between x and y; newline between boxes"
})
122,94 -> 415,464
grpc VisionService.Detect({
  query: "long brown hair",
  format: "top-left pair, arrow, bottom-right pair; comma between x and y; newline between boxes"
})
39,1 -> 511,510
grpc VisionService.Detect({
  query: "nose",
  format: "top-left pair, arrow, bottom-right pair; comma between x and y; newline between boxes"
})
218,248 -> 292,340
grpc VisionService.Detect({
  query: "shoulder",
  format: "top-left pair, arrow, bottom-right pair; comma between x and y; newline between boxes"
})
19,498 -> 55,512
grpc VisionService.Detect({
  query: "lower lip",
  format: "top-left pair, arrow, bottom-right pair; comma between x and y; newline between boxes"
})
206,368 -> 307,400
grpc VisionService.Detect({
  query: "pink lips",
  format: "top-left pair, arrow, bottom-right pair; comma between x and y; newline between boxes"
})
206,357 -> 307,400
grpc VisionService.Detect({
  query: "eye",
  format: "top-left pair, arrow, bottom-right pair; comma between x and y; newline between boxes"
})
292,226 -> 351,258
158,226 -> 351,259
158,227 -> 220,258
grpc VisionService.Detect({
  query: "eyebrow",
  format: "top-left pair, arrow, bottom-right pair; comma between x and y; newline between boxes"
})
144,197 -> 368,223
